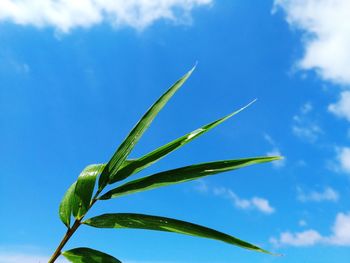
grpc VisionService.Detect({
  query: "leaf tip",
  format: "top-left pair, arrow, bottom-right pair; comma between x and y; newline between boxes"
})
255,246 -> 281,256
187,62 -> 197,76
241,98 -> 257,110
228,99 -> 257,119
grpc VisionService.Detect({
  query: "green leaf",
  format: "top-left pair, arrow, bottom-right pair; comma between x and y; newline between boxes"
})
73,164 -> 105,219
109,100 -> 256,184
100,156 -> 281,200
84,213 -> 271,254
98,66 -> 195,190
59,182 -> 76,228
62,247 -> 121,263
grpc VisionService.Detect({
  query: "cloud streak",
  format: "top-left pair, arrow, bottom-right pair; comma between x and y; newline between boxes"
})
213,187 -> 275,214
292,102 -> 322,143
0,0 -> 212,32
297,187 -> 339,202
196,182 -> 276,214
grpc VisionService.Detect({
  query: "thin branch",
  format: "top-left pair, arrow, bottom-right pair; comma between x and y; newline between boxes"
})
48,219 -> 81,263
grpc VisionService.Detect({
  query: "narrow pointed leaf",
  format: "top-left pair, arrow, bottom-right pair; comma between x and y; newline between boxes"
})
100,156 -> 281,200
109,100 -> 256,184
62,247 -> 121,263
59,182 -> 76,228
73,164 -> 105,219
98,66 -> 195,190
84,213 -> 270,254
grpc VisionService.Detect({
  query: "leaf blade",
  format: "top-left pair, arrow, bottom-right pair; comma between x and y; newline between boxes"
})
59,182 -> 76,228
98,66 -> 195,190
84,213 -> 271,254
100,156 -> 281,200
73,164 -> 105,219
62,247 -> 121,263
109,100 -> 256,184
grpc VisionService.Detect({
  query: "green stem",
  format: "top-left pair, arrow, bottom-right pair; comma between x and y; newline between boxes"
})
48,198 -> 98,263
48,219 -> 81,263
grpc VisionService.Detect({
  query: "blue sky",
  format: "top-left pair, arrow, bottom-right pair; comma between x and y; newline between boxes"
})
1,0 -> 350,262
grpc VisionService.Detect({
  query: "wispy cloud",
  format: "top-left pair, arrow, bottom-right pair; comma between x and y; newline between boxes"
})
0,0 -> 212,33
270,211 -> 350,247
297,187 -> 339,202
195,181 -> 275,214
213,187 -> 275,214
292,124 -> 322,142
273,0 -> 350,86
0,53 -> 30,75
193,179 -> 209,193
292,102 -> 322,143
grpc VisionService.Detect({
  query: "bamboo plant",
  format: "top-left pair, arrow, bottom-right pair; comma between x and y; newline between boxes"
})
49,66 -> 280,263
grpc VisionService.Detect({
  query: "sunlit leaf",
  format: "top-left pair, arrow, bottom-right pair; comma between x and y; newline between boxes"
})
98,66 -> 195,190
84,213 -> 271,254
62,247 -> 121,263
73,164 -> 105,219
109,100 -> 256,184
100,156 -> 280,200
59,182 -> 76,228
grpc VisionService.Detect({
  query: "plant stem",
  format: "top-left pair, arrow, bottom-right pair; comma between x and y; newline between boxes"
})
48,198 -> 98,263
48,219 -> 81,263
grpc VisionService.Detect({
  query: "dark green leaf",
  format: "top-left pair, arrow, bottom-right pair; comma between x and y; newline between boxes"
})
62,247 -> 121,263
59,182 -> 76,228
84,213 -> 271,254
73,164 -> 105,219
98,66 -> 195,190
100,156 -> 281,200
109,100 -> 256,184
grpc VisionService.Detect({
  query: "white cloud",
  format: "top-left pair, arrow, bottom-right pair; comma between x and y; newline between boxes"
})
271,211 -> 350,247
292,102 -> 322,142
251,197 -> 275,214
213,187 -> 275,214
336,147 -> 350,174
329,91 -> 350,122
297,187 -> 339,202
270,230 -> 322,247
327,212 -> 350,245
194,181 -> 275,214
0,0 -> 212,32
274,0 -> 350,85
